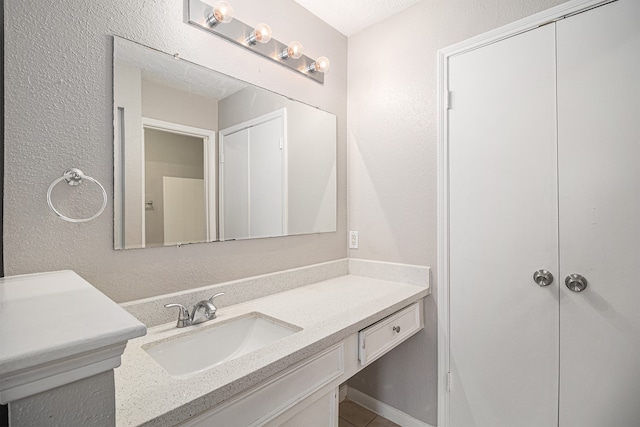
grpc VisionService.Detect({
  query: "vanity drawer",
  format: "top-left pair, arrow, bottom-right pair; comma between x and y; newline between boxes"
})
358,301 -> 423,366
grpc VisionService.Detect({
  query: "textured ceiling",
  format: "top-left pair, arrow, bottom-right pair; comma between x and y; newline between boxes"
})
294,0 -> 423,36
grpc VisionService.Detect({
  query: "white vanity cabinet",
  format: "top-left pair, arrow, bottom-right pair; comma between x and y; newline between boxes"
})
179,301 -> 423,427
179,340 -> 350,427
116,263 -> 431,427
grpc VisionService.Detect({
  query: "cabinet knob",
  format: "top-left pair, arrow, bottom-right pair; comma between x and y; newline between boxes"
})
533,269 -> 554,287
565,274 -> 588,292
393,326 -> 401,333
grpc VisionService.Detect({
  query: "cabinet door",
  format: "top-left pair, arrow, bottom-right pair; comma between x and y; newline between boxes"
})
265,388 -> 338,427
448,24 -> 559,427
557,1 -> 640,426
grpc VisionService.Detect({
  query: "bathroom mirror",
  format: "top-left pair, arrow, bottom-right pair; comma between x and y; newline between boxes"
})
113,37 -> 337,249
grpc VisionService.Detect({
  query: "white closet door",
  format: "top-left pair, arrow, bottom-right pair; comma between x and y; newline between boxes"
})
448,24 -> 559,427
557,1 -> 640,425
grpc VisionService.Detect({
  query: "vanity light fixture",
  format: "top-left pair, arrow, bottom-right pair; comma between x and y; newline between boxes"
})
306,56 -> 331,73
205,1 -> 234,27
246,23 -> 272,45
279,41 -> 304,60
187,0 -> 329,83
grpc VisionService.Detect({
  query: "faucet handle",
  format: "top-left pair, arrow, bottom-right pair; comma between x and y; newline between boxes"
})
190,293 -> 226,325
165,303 -> 192,328
206,293 -> 225,317
208,292 -> 225,306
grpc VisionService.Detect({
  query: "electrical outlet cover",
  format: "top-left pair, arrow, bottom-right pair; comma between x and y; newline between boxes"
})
349,231 -> 359,249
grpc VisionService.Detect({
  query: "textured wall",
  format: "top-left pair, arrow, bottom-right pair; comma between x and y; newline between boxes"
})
346,0 -> 568,424
4,0 -> 347,302
9,371 -> 115,426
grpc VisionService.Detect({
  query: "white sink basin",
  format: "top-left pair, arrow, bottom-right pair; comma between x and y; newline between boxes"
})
143,313 -> 301,378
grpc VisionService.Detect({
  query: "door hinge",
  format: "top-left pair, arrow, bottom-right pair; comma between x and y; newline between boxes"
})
447,372 -> 451,392
279,137 -> 284,150
446,91 -> 453,110
219,153 -> 224,164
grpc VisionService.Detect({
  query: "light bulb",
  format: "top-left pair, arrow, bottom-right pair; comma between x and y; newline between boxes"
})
279,41 -> 304,60
246,23 -> 272,45
307,56 -> 330,73
205,1 -> 234,27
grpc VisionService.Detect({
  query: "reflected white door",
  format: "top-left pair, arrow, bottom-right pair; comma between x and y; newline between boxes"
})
222,128 -> 250,240
220,112 -> 285,240
249,118 -> 284,238
448,23 -> 559,427
557,1 -> 640,425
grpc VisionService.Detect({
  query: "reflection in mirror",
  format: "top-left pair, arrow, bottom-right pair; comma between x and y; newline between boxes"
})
143,122 -> 211,246
113,37 -> 337,249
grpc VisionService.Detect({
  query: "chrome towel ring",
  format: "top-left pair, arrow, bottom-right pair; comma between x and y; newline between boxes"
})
47,168 -> 107,223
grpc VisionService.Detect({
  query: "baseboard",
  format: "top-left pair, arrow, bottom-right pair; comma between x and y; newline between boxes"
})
346,386 -> 434,427
339,384 -> 348,403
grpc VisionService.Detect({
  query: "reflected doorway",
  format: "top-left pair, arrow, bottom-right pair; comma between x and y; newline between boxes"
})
142,119 -> 216,247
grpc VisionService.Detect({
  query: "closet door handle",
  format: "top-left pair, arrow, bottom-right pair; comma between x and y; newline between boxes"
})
533,270 -> 554,287
565,274 -> 588,292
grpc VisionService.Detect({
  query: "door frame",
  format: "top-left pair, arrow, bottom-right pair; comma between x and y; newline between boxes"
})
141,117 -> 217,246
436,1 -> 613,426
218,108 -> 288,241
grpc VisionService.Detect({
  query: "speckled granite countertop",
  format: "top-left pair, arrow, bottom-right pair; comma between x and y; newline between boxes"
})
116,273 -> 429,427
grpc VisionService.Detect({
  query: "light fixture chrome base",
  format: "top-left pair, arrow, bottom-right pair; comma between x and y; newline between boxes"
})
204,12 -> 220,27
245,33 -> 259,45
187,0 -> 325,84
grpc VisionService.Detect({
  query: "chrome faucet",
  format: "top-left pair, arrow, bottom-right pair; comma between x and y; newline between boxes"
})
165,293 -> 225,328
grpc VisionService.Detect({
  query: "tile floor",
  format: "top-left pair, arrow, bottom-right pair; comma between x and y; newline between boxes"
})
339,399 -> 400,427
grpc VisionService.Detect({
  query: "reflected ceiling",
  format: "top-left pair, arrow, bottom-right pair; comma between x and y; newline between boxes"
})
115,41 -> 247,100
